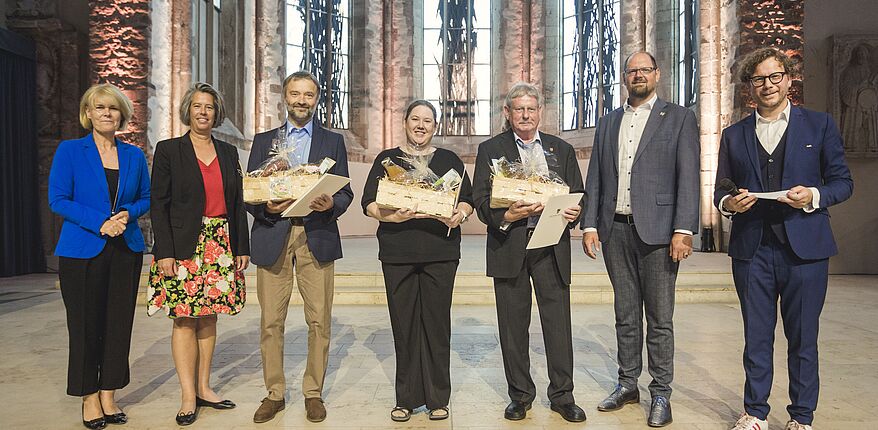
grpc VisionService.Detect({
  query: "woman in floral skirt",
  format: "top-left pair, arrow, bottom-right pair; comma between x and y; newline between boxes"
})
148,83 -> 250,426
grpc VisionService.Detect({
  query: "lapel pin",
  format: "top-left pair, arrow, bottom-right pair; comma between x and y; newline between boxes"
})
660,111 -> 666,117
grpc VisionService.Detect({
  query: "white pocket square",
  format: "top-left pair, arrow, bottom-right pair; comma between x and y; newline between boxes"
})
805,144 -> 813,148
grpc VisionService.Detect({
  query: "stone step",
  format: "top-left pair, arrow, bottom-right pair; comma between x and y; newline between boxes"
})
116,270 -> 738,305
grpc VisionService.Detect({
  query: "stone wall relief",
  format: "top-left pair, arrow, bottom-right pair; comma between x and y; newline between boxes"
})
833,35 -> 878,157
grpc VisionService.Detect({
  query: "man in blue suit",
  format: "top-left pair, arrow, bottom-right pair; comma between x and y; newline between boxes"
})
716,48 -> 852,430
248,71 -> 353,424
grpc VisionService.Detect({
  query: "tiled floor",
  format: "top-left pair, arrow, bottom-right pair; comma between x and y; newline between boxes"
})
1,273 -> 875,429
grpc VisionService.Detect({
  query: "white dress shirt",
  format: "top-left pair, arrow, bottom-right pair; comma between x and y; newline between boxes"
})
584,95 -> 692,236
718,100 -> 820,215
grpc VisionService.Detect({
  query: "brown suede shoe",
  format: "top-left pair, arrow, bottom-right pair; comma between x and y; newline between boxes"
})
304,398 -> 326,423
253,398 -> 285,423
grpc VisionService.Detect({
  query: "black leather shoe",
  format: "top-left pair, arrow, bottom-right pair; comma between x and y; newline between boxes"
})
83,417 -> 107,429
647,396 -> 672,427
550,402 -> 587,423
103,411 -> 127,424
597,384 -> 640,411
196,396 -> 236,410
175,410 -> 197,426
503,400 -> 532,420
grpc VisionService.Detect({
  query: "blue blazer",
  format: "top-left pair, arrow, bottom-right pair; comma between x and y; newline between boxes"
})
48,134 -> 151,258
713,106 -> 853,261
245,124 -> 353,266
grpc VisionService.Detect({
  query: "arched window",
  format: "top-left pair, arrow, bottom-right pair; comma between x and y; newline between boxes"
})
676,0 -> 698,107
284,0 -> 350,129
561,0 -> 621,130
423,0 -> 491,136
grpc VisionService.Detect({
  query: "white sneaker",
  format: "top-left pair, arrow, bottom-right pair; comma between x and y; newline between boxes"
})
784,420 -> 812,430
731,413 -> 769,430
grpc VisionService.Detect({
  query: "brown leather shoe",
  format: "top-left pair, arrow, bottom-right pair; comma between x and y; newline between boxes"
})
304,398 -> 326,423
253,398 -> 285,423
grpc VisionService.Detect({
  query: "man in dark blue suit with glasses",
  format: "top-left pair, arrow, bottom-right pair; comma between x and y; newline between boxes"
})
716,48 -> 852,430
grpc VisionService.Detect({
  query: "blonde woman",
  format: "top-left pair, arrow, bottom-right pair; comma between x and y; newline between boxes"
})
48,83 -> 151,429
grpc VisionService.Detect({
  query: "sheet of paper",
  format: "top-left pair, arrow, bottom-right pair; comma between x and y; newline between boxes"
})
281,174 -> 350,218
749,190 -> 789,200
525,193 -> 584,250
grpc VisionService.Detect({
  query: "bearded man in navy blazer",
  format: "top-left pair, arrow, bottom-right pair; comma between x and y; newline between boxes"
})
716,48 -> 852,430
247,71 -> 353,424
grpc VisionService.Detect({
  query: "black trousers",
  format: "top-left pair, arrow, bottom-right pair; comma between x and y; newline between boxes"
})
58,237 -> 142,396
493,247 -> 575,405
381,260 -> 457,410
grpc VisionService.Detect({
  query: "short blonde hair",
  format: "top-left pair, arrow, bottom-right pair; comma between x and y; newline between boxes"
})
79,83 -> 133,130
179,82 -> 226,128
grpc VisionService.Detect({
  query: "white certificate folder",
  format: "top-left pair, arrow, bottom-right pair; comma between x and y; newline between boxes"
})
281,174 -> 351,218
526,193 -> 584,250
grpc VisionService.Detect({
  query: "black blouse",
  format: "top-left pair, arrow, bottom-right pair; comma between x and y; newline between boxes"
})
361,147 -> 474,264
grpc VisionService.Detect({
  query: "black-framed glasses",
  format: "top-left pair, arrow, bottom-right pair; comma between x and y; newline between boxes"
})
624,67 -> 657,76
749,72 -> 786,87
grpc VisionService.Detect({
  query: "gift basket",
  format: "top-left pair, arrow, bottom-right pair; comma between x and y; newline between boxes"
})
374,154 -> 462,218
489,154 -> 569,208
243,128 -> 335,203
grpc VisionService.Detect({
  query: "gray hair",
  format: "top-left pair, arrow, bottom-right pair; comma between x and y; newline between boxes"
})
179,82 -> 226,128
504,82 -> 544,108
283,70 -> 321,95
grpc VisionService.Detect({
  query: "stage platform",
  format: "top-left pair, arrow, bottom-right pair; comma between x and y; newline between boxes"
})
122,236 -> 738,304
1,273 -> 876,429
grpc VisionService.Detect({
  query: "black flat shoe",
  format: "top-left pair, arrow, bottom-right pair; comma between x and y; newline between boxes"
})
550,402 -> 587,423
103,411 -> 127,425
83,417 -> 107,429
504,400 -> 532,421
196,396 -> 236,410
175,410 -> 197,426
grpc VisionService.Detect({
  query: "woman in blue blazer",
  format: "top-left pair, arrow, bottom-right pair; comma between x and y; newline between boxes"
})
48,83 -> 150,430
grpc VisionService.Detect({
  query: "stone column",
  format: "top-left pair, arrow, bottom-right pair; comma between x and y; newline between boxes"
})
89,0 -> 151,152
698,0 -> 726,251
255,0 -> 285,132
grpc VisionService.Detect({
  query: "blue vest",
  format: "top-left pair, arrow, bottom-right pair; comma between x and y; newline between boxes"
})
756,130 -> 791,244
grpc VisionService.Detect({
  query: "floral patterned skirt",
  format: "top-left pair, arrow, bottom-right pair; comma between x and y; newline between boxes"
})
147,216 -> 246,318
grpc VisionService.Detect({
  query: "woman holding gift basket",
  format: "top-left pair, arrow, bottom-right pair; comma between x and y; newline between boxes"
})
148,82 -> 250,426
361,99 -> 474,422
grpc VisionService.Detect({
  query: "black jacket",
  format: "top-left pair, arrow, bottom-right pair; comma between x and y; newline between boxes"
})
151,133 -> 250,260
472,129 -> 584,284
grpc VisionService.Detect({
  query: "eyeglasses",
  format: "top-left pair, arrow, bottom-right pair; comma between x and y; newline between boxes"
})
749,72 -> 786,87
624,67 -> 657,76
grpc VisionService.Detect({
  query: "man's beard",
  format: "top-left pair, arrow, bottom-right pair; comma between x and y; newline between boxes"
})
287,104 -> 315,123
628,81 -> 652,97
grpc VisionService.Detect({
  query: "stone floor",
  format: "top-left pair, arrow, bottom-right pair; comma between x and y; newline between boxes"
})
1,273 -> 875,429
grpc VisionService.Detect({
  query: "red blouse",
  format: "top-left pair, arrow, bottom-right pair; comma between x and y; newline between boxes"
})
199,158 -> 227,217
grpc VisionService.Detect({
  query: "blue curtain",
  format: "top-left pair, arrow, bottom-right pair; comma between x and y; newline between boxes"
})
0,28 -> 45,276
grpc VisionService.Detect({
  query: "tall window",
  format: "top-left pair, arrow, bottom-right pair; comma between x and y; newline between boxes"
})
192,0 -> 221,86
676,0 -> 698,107
423,0 -> 491,136
285,0 -> 349,129
561,0 -> 621,130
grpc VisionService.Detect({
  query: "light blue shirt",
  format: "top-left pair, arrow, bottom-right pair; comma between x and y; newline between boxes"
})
284,119 -> 313,165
